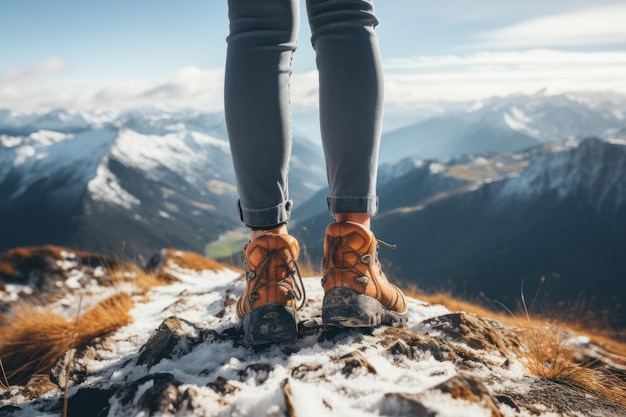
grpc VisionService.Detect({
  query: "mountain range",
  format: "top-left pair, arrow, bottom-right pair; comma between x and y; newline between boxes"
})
1,91 -> 625,326
294,137 -> 626,327
0,108 -> 325,257
379,90 -> 626,162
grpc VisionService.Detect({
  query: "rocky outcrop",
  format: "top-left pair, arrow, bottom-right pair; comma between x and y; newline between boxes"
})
0,247 -> 625,417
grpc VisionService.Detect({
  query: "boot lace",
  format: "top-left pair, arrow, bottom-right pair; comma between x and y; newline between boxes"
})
323,236 -> 396,286
244,247 -> 306,310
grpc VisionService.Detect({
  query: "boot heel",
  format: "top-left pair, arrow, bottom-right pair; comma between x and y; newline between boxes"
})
322,287 -> 383,327
322,287 -> 407,328
242,303 -> 298,346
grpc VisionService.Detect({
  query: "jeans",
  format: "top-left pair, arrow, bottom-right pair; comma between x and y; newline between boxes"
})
225,0 -> 383,229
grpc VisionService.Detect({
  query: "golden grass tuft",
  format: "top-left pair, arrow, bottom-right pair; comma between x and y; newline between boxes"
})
409,289 -> 548,329
406,287 -> 626,407
515,323 -> 626,406
161,249 -> 225,272
108,263 -> 178,292
0,292 -> 133,385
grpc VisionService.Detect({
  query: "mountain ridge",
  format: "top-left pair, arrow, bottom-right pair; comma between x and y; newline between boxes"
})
379,90 -> 626,162
0,109 -> 326,257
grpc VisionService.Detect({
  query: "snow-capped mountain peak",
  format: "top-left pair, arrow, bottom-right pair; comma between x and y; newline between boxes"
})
498,138 -> 626,212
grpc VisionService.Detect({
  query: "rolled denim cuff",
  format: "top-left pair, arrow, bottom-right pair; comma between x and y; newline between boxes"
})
237,199 -> 293,229
327,195 -> 379,216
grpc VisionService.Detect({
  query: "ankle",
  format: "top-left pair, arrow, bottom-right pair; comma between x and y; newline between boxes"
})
333,213 -> 371,229
249,224 -> 289,241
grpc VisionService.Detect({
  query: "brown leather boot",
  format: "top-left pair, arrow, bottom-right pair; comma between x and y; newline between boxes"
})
236,233 -> 306,345
322,222 -> 407,327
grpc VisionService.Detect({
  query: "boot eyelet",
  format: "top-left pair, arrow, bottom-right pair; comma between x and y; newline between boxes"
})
355,276 -> 369,287
360,254 -> 372,265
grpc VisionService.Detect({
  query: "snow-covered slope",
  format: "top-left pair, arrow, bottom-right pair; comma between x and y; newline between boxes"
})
1,248 -> 625,416
380,90 -> 626,162
0,107 -> 326,256
498,138 -> 626,213
470,90 -> 626,143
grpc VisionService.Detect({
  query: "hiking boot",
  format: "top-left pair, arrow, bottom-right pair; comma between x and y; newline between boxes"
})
236,233 -> 306,345
321,222 -> 407,327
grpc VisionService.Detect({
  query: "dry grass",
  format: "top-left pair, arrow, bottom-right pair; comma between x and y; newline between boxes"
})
0,292 -> 133,385
413,290 -> 523,325
161,249 -> 225,272
0,246 -> 66,278
108,263 -> 178,292
407,287 -> 626,407
0,245 -> 120,280
0,247 -> 188,388
0,359 -> 9,391
515,323 -> 626,406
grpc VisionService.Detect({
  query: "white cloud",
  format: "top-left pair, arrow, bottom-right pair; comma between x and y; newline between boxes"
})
0,66 -> 226,112
3,50 -> 626,111
475,5 -> 626,48
383,49 -> 626,102
0,57 -> 65,83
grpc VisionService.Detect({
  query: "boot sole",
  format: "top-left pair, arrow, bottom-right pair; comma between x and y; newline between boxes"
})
322,287 -> 407,328
242,303 -> 298,346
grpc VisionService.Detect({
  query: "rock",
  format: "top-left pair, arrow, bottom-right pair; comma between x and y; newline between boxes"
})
432,373 -> 503,417
291,364 -> 322,380
239,363 -> 275,385
23,374 -> 58,399
380,392 -> 436,417
137,317 -> 199,368
54,388 -> 115,417
382,373 -> 503,417
0,405 -> 21,416
422,312 -> 511,354
207,376 -> 239,395
381,327 -> 458,362
503,378 -> 626,417
113,373 -> 186,416
334,351 -> 377,377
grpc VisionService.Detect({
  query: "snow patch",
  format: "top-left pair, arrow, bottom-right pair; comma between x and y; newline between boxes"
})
503,107 -> 541,138
0,135 -> 23,148
429,162 -> 445,174
29,130 -> 74,146
88,162 -> 141,209
608,138 -> 626,146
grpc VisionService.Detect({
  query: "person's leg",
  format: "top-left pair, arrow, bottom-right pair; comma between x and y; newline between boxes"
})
225,0 -> 305,345
306,0 -> 407,327
225,0 -> 299,234
306,0 -> 383,223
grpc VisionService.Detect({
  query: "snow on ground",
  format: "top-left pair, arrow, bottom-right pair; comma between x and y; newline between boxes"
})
4,258 -> 551,417
4,251 -> 624,416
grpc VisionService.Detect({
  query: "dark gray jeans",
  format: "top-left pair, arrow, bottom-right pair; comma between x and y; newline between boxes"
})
225,0 -> 383,229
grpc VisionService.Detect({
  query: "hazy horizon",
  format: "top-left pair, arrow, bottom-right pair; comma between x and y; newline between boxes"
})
2,0 -> 626,111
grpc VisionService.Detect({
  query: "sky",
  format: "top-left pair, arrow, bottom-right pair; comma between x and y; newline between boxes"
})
1,0 -> 626,111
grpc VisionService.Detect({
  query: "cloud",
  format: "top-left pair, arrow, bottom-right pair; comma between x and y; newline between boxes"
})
0,57 -> 65,83
382,49 -> 626,102
475,5 -> 626,49
0,66 -> 226,112
2,50 -> 626,111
